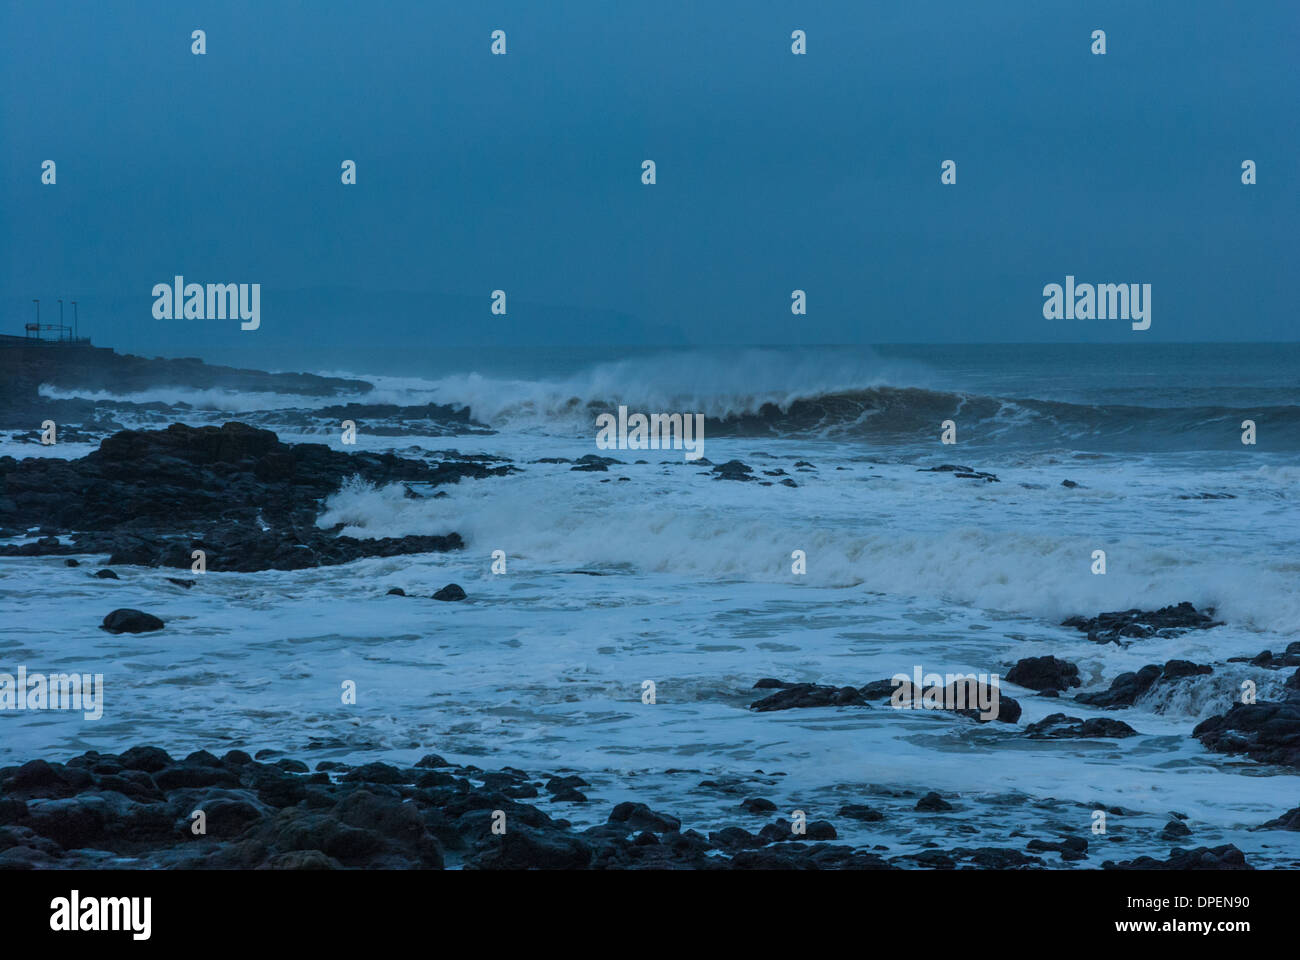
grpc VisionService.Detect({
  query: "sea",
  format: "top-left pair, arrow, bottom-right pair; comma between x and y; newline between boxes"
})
4,342 -> 1299,866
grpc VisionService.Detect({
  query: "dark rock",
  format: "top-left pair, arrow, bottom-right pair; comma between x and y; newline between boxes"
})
948,847 -> 1044,868
1024,713 -> 1138,739
119,747 -> 173,773
709,826 -> 761,850
750,683 -> 868,712
920,464 -> 998,482
431,583 -> 466,602
545,775 -> 589,794
608,802 -> 681,834
1193,700 -> 1300,769
93,569 -> 119,580
466,824 -> 591,869
1062,602 -> 1222,645
551,788 -> 588,803
915,792 -> 953,812
712,460 -> 755,482
884,677 -> 1021,723
100,609 -> 164,634
1103,844 -> 1253,870
1026,836 -> 1088,860
152,763 -> 240,791
837,804 -> 884,822
1259,806 -> 1300,831
805,820 -> 837,840
0,422 -> 500,572
1228,643 -> 1300,670
1076,660 -> 1210,709
342,763 -> 413,785
1006,656 -> 1081,692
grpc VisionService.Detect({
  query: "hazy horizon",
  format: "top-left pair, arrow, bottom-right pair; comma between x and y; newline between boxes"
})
3,0 -> 1297,369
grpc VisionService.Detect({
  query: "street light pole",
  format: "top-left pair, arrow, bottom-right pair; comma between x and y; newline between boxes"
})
32,299 -> 39,338
72,301 -> 78,340
58,299 -> 64,341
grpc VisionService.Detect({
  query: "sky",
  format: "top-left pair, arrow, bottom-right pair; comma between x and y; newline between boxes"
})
2,0 -> 1296,369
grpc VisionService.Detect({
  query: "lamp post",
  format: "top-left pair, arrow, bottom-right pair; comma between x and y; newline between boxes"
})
72,301 -> 78,340
31,299 -> 39,338
58,299 -> 64,341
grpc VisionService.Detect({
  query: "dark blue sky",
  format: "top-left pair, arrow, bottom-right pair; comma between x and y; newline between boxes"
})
2,0 -> 1296,366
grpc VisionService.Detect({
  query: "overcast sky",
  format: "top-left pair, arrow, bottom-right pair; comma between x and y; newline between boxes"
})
2,0 -> 1296,363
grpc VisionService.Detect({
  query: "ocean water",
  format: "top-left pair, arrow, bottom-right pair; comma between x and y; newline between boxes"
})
5,343 -> 1300,867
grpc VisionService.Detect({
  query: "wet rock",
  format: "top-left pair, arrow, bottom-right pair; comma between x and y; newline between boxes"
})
545,775 -> 589,794
1227,642 -> 1300,669
1026,836 -> 1088,860
152,763 -> 240,791
0,422 -> 499,572
608,802 -> 681,834
570,455 -> 621,472
804,820 -> 837,840
431,583 -> 466,602
915,792 -> 953,812
1062,602 -> 1221,645
342,763 -> 414,785
386,587 -> 406,596
1103,844 -> 1253,870
1259,806 -> 1300,831
1006,656 -> 1081,692
750,682 -> 869,712
709,826 -> 761,850
1024,713 -> 1138,739
837,804 -> 884,822
1192,700 -> 1300,769
25,796 -> 109,848
711,460 -> 755,482
885,677 -> 1021,724
919,464 -> 998,482
467,823 -> 592,869
551,788 -> 588,803
949,847 -> 1044,869
119,747 -> 173,773
99,608 -> 164,634
93,569 -> 119,580
1075,660 -> 1211,709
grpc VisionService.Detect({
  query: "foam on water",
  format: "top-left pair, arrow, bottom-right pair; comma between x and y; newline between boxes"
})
6,345 -> 1300,866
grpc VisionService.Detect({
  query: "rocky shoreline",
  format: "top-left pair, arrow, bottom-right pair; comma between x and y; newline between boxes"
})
3,408 -> 1297,869
0,745 -> 1281,870
0,421 -> 509,572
